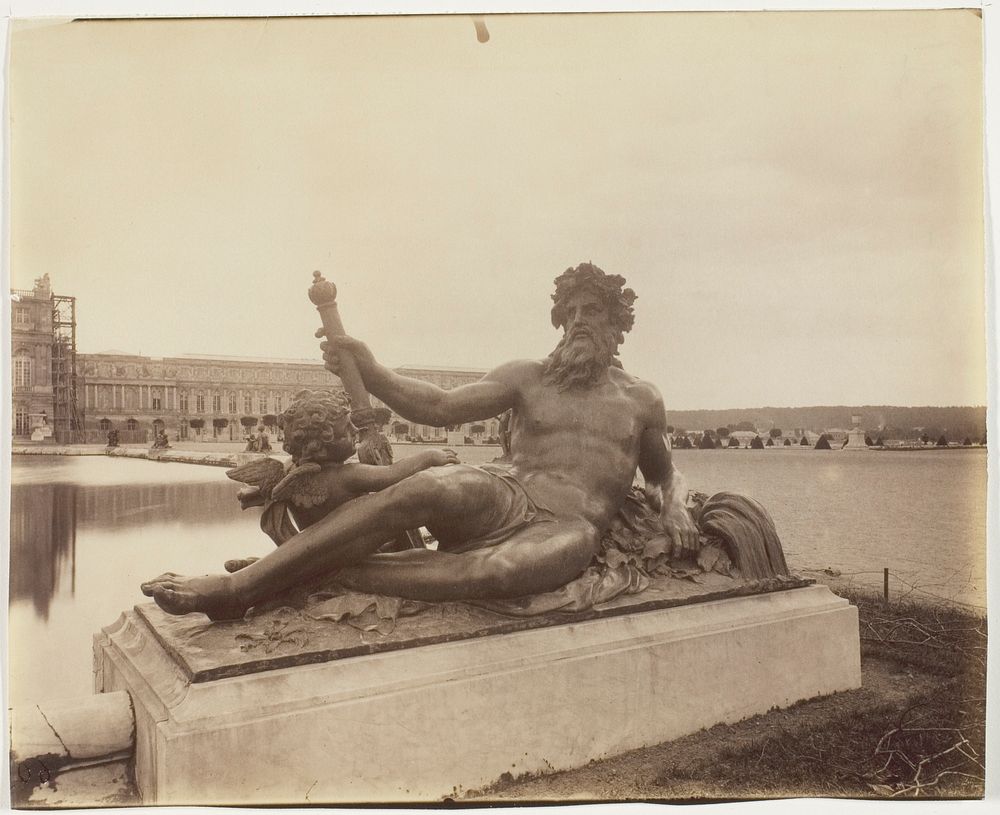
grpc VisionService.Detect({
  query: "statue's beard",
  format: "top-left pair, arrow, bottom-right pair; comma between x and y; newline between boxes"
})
543,328 -> 618,391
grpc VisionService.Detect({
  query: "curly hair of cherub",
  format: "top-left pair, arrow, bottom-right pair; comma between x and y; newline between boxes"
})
550,262 -> 637,346
279,389 -> 356,465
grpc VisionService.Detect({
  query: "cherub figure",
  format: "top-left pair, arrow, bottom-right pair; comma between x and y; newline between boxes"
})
221,388 -> 458,573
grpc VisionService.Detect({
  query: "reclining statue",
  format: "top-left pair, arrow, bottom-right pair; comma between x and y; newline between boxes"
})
141,263 -> 704,620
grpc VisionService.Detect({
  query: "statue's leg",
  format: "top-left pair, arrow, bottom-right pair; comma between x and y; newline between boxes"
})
141,465 -> 512,618
335,518 -> 601,602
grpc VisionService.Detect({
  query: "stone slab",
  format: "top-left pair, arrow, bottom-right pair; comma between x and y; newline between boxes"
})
94,584 -> 860,805
9,691 -> 135,807
13,760 -> 138,808
138,573 -> 813,682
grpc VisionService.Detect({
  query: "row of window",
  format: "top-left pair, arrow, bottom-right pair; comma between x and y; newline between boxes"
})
16,353 -> 330,392
176,392 -> 285,415
178,367 -> 319,384
87,386 -> 296,415
90,364 -> 327,384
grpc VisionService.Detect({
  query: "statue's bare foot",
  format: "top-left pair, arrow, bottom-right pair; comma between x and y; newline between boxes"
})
224,557 -> 259,573
140,572 -> 247,621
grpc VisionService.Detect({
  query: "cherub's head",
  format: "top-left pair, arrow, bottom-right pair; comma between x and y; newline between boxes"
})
279,389 -> 356,465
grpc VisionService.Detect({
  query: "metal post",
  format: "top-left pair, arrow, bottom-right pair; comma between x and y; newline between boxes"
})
883,567 -> 889,604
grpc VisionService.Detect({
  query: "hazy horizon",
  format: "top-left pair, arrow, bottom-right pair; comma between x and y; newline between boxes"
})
9,12 -> 987,411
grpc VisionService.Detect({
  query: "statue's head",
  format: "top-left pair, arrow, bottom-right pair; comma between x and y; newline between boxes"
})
550,263 -> 636,340
279,389 -> 356,465
545,262 -> 637,390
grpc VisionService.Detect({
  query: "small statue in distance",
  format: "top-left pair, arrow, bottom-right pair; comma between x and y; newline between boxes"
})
151,429 -> 171,450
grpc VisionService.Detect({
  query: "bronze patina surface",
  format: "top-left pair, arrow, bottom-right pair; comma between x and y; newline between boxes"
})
141,263 -> 789,624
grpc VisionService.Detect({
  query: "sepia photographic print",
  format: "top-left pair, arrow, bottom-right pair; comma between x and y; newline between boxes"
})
4,2 -> 994,810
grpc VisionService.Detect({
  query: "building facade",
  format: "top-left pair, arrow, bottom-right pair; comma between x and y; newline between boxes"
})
76,357 -> 501,444
11,278 -> 502,445
77,352 -> 344,443
11,275 -> 57,438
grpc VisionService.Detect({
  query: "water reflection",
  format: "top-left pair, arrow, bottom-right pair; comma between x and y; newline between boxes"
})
9,458 -> 274,706
73,481 -> 247,528
9,484 -> 77,620
10,469 -> 247,619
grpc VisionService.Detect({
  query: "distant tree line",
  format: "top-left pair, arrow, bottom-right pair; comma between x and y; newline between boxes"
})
665,405 -> 986,444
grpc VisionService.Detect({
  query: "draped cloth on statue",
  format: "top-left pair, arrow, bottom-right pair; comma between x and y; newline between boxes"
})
298,487 -> 793,627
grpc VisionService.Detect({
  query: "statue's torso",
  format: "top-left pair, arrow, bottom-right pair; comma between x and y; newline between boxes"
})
506,364 -> 652,529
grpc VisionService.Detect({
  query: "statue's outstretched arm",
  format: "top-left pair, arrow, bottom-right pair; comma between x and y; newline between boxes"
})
344,448 -> 460,493
377,363 -> 521,426
322,334 -> 524,426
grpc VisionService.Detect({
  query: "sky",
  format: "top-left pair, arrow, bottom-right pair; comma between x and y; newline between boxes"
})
7,10 -> 987,410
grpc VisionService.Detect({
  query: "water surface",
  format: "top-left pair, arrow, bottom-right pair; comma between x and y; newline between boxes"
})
673,448 -> 987,608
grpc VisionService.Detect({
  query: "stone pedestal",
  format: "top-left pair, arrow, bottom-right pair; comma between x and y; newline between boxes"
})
94,584 -> 860,805
29,413 -> 53,441
845,428 -> 868,449
95,586 -> 861,805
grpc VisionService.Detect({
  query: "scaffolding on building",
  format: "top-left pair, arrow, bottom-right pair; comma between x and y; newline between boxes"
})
51,294 -> 85,443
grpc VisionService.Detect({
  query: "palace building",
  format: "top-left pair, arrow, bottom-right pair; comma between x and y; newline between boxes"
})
11,274 -> 77,441
76,352 -> 340,443
74,357 -> 499,444
11,277 -> 501,445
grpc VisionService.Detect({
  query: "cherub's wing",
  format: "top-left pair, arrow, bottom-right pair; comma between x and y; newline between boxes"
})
226,457 -> 287,496
272,462 -> 329,508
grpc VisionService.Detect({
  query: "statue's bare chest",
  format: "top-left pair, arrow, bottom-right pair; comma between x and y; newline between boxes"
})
515,383 -> 643,446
